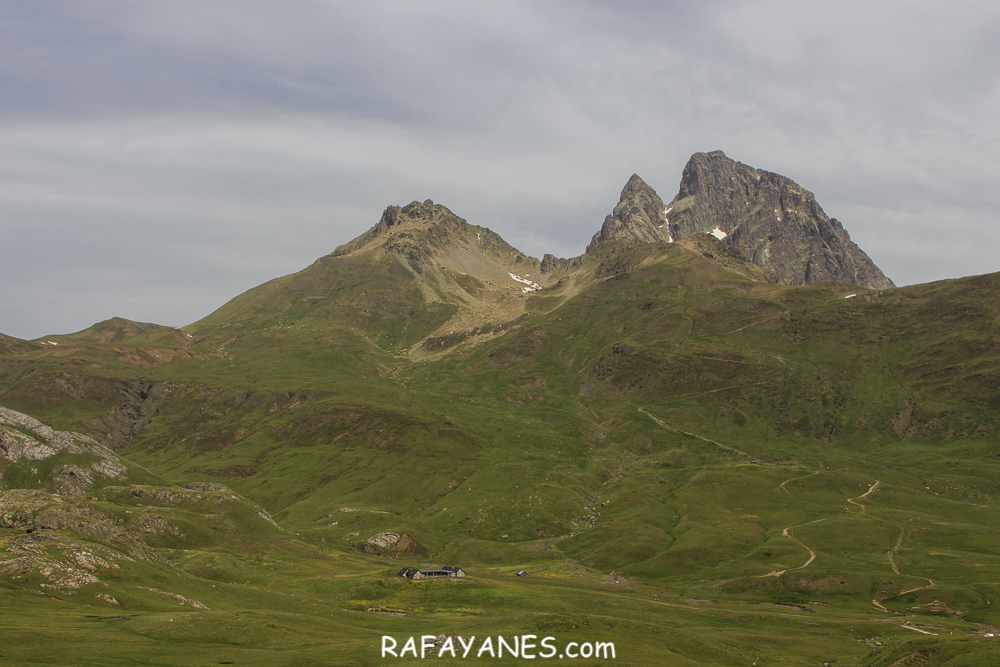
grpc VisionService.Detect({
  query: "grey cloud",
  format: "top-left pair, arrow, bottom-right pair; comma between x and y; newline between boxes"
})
2,2 -> 999,338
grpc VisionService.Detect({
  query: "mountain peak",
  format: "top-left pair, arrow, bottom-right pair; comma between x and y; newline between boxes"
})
669,151 -> 894,289
330,199 -> 462,257
585,173 -> 673,252
586,152 -> 894,290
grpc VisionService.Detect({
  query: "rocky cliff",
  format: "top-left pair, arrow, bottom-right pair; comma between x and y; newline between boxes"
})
588,151 -> 894,289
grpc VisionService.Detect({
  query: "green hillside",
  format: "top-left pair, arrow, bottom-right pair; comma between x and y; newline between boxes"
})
2,211 -> 1000,665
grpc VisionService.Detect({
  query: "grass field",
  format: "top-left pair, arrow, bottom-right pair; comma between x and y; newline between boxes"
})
3,239 -> 1000,665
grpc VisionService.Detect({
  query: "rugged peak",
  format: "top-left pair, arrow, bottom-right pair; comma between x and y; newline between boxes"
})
666,151 -> 894,289
587,152 -> 894,289
324,198 -> 536,278
585,174 -> 673,253
330,199 -> 468,257
380,199 -> 463,231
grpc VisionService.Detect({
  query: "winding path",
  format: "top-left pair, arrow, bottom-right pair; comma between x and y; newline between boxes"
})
846,480 -> 936,612
779,471 -> 819,498
636,411 -> 939,615
760,524 -> 821,578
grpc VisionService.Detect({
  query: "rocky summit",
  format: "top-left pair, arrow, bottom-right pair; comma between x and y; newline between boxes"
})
586,174 -> 674,251
588,151 -> 895,289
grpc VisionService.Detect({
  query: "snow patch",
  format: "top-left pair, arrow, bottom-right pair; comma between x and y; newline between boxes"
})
509,273 -> 541,293
710,227 -> 727,240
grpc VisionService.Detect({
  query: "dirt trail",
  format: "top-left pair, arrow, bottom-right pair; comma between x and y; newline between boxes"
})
760,526 -> 817,578
759,517 -> 833,578
847,481 -> 880,510
845,480 -> 937,612
638,407 -> 748,457
779,471 -> 819,498
719,312 -> 788,336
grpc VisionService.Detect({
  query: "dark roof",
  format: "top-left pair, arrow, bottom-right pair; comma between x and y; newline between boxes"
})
399,565 -> 463,578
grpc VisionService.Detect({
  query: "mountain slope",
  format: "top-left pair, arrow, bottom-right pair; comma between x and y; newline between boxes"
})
189,199 -> 557,359
4,167 -> 1000,666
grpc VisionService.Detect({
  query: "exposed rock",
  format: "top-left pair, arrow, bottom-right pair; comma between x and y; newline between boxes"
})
183,482 -> 232,493
0,428 -> 56,462
668,151 -> 893,288
367,531 -> 401,550
0,406 -> 50,432
0,530 -> 130,590
52,465 -> 94,495
135,586 -> 209,609
1,488 -> 169,562
586,152 -> 894,289
0,405 -> 124,468
586,174 -> 673,252
91,459 -> 127,480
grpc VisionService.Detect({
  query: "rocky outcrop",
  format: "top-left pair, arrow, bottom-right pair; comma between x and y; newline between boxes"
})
330,199 -> 537,270
0,406 -> 125,472
586,175 -> 673,252
587,152 -> 894,289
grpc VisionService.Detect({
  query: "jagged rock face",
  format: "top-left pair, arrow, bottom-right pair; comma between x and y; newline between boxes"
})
587,152 -> 894,289
586,175 -> 673,252
668,151 -> 894,289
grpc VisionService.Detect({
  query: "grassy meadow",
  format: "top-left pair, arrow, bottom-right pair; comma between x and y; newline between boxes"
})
3,240 -> 1000,665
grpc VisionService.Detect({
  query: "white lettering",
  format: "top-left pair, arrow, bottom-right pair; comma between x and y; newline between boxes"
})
580,642 -> 594,658
438,636 -> 456,658
539,637 -> 557,658
595,642 -> 616,659
458,635 -> 476,658
400,636 -> 418,658
477,636 -> 495,658
521,634 -> 537,659
420,635 -> 435,659
566,642 -> 580,658
497,635 -> 519,658
381,636 -> 398,657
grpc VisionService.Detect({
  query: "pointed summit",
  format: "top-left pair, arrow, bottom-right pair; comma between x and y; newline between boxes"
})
586,174 -> 673,252
587,152 -> 894,289
664,151 -> 894,289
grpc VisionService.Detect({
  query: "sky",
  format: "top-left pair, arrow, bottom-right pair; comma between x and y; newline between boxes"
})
2,1 -> 999,339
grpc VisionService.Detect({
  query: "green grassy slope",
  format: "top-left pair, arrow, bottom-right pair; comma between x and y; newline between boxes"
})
2,239 -> 1000,664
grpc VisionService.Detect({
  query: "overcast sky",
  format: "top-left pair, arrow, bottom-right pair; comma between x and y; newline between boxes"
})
3,1 -> 999,339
